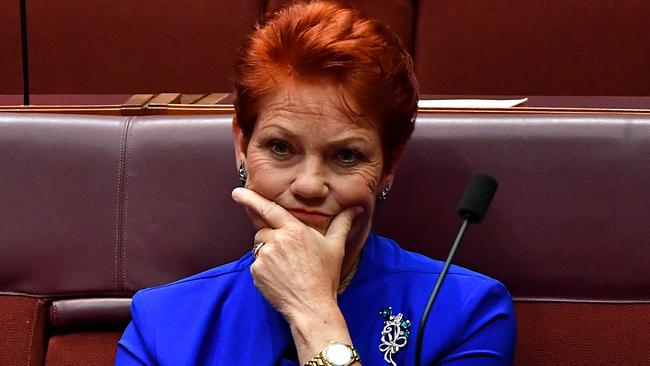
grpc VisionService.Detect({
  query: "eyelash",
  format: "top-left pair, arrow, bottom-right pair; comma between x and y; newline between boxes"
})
336,149 -> 361,165
266,139 -> 363,166
268,140 -> 292,156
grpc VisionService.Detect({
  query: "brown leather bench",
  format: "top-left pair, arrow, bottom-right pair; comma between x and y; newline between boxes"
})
1,110 -> 648,365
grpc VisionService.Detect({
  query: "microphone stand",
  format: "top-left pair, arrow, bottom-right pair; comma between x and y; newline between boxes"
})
414,219 -> 469,366
414,173 -> 497,365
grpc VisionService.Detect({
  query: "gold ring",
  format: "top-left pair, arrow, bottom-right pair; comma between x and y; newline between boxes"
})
252,242 -> 266,258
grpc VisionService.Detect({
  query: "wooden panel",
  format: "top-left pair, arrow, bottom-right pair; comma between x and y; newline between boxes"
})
147,93 -> 181,106
266,0 -> 415,53
27,0 -> 265,94
416,0 -> 650,95
194,93 -> 230,105
0,0 -> 23,95
180,94 -> 205,104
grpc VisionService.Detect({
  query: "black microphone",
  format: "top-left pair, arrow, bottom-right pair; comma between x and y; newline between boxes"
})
457,174 -> 498,223
414,173 -> 498,366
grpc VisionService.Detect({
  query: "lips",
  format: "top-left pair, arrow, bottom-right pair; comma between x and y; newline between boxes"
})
288,208 -> 332,224
287,208 -> 332,218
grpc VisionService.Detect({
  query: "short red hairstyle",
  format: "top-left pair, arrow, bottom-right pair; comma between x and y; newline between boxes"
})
233,0 -> 419,169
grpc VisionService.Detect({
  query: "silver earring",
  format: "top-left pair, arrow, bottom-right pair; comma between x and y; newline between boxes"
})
378,184 -> 391,201
238,162 -> 247,186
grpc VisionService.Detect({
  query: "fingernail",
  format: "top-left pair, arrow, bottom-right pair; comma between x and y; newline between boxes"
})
231,187 -> 244,199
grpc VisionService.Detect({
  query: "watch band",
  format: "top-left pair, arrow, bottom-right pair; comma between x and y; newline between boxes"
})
305,342 -> 360,366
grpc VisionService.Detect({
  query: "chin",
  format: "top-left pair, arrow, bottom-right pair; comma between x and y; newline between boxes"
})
309,223 -> 330,236
344,221 -> 367,248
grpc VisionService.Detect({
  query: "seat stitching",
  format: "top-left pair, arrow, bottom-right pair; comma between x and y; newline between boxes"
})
115,117 -> 132,293
121,117 -> 135,292
51,302 -> 57,328
26,299 -> 40,366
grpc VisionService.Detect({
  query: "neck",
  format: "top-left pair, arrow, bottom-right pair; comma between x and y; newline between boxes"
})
337,228 -> 370,294
337,255 -> 360,294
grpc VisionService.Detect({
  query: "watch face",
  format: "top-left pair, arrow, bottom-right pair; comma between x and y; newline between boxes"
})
324,343 -> 353,365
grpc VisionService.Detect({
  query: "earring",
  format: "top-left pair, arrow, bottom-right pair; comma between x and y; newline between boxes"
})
238,162 -> 247,186
377,184 -> 391,201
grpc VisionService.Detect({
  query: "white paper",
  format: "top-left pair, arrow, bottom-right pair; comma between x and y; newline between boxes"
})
417,98 -> 528,109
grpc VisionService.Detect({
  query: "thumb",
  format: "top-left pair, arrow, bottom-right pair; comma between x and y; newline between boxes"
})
326,206 -> 364,242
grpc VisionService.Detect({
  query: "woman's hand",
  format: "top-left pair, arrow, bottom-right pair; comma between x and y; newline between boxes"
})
232,187 -> 364,364
231,187 -> 361,321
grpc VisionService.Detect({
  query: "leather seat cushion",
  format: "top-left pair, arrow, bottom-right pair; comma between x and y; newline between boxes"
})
515,302 -> 650,365
0,296 -> 47,366
45,332 -> 122,366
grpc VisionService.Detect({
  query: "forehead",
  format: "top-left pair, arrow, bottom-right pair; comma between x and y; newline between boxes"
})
255,82 -> 378,137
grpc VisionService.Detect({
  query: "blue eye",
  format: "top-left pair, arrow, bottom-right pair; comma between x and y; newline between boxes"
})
338,149 -> 360,164
269,140 -> 291,156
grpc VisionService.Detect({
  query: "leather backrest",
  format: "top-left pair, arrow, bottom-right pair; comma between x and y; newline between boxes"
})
376,112 -> 650,301
0,114 -> 248,297
1,112 -> 649,302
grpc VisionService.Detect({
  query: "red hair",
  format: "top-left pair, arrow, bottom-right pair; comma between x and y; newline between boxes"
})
233,0 -> 418,169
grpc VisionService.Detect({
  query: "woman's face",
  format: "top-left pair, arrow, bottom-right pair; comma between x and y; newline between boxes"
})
233,82 -> 396,250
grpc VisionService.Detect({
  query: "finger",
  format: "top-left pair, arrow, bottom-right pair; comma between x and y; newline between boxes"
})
252,242 -> 267,259
232,188 -> 301,229
251,229 -> 276,260
325,206 -> 363,242
254,228 -> 274,245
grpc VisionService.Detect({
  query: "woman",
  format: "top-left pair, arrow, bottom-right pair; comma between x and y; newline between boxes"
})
116,1 -> 515,365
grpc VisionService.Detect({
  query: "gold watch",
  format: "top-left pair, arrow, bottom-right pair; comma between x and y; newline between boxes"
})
305,341 -> 360,366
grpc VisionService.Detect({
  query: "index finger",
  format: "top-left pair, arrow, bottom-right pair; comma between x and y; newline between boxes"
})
231,187 -> 301,229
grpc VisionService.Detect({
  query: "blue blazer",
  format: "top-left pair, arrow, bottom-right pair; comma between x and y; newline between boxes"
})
116,232 -> 515,365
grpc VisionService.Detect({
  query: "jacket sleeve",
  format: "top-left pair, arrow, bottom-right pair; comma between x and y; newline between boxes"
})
437,279 -> 517,366
115,291 -> 157,365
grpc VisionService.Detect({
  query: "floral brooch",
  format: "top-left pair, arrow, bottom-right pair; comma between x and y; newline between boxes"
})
379,306 -> 411,366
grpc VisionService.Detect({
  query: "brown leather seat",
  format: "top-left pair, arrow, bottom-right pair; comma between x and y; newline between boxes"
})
1,111 -> 648,365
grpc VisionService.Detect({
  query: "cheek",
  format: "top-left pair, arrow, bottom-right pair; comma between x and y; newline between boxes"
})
333,168 -> 381,213
338,180 -> 375,208
245,154 -> 288,199
337,174 -> 378,248
242,154 -> 291,231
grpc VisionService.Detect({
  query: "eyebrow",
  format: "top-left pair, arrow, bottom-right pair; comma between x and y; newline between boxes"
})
259,124 -> 372,147
257,123 -> 299,139
327,136 -> 371,147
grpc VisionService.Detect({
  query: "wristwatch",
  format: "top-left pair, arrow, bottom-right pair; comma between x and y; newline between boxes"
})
305,341 -> 360,366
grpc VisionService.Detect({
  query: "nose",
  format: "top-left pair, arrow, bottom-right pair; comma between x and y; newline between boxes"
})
290,156 -> 329,200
